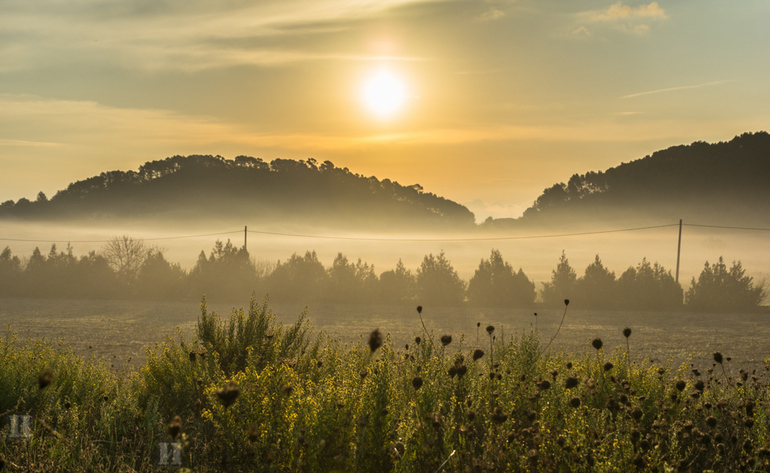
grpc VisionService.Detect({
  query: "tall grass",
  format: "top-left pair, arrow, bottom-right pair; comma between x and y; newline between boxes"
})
0,298 -> 769,472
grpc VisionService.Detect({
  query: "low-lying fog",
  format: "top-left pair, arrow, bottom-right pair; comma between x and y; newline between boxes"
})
2,219 -> 767,296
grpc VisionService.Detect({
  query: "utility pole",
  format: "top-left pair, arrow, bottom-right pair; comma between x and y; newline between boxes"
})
675,219 -> 682,283
244,226 -> 248,251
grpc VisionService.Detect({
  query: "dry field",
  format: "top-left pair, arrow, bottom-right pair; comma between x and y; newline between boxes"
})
0,297 -> 767,372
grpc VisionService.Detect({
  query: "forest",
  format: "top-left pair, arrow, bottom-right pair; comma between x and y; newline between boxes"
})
488,131 -> 770,226
0,156 -> 475,229
0,239 -> 764,311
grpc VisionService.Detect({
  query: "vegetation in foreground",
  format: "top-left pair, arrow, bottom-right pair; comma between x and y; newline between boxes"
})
1,298 -> 769,472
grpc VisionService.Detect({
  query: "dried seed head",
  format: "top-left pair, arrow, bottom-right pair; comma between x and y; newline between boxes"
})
623,327 -> 632,338
168,415 -> 182,439
713,352 -> 723,364
412,376 -> 423,390
473,349 -> 484,361
281,385 -> 294,396
569,397 -> 581,408
216,381 -> 240,407
415,336 -> 421,346
603,362 -> 614,372
440,335 -> 452,346
247,424 -> 259,443
486,325 -> 495,335
368,329 -> 383,352
359,368 -> 368,379
706,416 -> 717,428
538,380 -> 551,391
591,338 -> 603,350
416,306 -> 422,314
631,407 -> 643,420
564,299 -> 570,306
38,369 -> 54,390
675,380 -> 686,391
565,377 -> 579,389
189,351 -> 196,362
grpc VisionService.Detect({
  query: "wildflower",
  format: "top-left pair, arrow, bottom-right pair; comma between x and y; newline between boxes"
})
38,370 -> 54,390
216,381 -> 240,407
591,338 -> 603,350
440,335 -> 452,346
412,376 -> 423,390
623,327 -> 632,338
473,349 -> 484,361
168,415 -> 182,440
368,329 -> 383,352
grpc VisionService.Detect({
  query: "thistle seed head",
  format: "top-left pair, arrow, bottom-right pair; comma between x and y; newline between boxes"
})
623,327 -> 632,338
591,338 -> 603,350
38,369 -> 54,390
168,415 -> 182,440
368,329 -> 383,352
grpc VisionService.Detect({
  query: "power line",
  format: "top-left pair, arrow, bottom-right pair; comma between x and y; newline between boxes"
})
1,221 -> 768,245
683,223 -> 770,232
0,231 -> 242,244
246,223 -> 681,242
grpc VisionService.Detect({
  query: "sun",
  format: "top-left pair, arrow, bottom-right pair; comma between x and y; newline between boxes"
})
361,68 -> 408,119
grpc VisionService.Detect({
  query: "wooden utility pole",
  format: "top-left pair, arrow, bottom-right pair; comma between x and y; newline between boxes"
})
244,226 -> 248,251
675,219 -> 682,283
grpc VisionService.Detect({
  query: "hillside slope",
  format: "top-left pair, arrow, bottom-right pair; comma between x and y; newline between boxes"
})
0,156 -> 476,230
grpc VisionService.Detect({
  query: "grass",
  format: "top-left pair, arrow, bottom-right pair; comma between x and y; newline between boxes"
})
0,297 -> 769,472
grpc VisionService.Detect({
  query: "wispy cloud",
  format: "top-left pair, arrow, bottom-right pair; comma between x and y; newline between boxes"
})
573,1 -> 668,36
622,80 -> 731,99
0,0 -> 443,72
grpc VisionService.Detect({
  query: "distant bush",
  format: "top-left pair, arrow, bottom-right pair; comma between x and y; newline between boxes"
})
686,257 -> 766,311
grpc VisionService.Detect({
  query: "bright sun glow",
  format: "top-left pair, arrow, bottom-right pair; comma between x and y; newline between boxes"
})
361,69 -> 408,119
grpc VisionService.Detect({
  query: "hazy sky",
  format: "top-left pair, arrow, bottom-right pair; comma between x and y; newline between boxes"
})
2,0 -> 768,220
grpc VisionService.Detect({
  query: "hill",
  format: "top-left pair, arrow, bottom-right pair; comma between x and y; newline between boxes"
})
490,131 -> 770,227
0,156 -> 476,230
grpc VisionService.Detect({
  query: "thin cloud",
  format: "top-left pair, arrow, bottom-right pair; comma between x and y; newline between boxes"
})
593,2 -> 668,21
622,80 -> 731,99
477,7 -> 506,21
574,1 -> 668,36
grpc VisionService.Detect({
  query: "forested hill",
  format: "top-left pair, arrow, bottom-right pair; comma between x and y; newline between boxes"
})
513,131 -> 770,225
0,156 -> 476,229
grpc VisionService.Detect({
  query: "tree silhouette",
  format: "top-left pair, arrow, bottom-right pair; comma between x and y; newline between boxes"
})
575,255 -> 617,309
617,258 -> 682,310
540,251 -> 577,307
467,249 -> 535,307
685,257 -> 765,311
416,251 -> 466,306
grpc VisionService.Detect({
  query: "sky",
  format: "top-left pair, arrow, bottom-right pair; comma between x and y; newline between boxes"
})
2,0 -> 769,221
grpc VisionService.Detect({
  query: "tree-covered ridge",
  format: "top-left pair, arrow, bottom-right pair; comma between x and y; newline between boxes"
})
522,131 -> 770,220
0,156 -> 475,227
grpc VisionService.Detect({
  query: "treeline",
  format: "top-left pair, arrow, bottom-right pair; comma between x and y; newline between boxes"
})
0,156 -> 475,227
1,239 -> 764,311
517,131 -> 770,222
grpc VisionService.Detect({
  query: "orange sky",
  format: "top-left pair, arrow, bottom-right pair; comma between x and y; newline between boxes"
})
1,0 -> 769,220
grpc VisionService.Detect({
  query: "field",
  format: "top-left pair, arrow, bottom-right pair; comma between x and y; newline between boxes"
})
1,296 -> 769,472
0,297 -> 768,372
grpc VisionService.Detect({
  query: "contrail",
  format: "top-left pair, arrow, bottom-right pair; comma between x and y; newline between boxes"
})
622,80 -> 730,99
